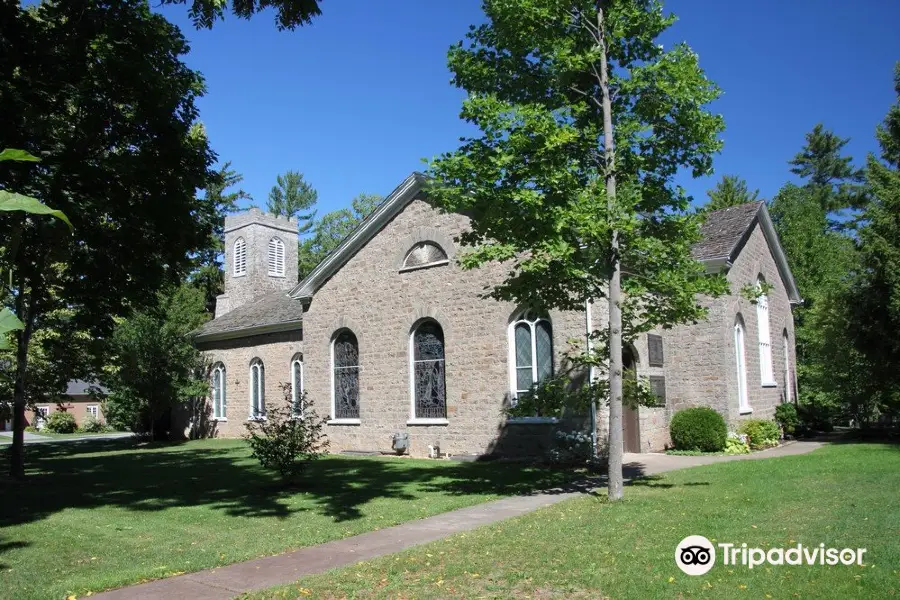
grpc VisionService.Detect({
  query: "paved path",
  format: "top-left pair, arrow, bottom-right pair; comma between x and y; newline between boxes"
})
93,440 -> 824,600
0,431 -> 132,444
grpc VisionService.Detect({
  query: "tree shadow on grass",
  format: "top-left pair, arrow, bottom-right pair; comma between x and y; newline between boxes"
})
0,438 -> 588,528
0,539 -> 30,570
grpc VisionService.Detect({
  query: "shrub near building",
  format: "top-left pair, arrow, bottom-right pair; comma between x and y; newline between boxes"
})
739,419 -> 781,450
670,407 -> 728,452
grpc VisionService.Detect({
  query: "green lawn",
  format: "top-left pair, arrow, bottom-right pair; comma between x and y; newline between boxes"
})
246,443 -> 899,599
0,438 -> 578,600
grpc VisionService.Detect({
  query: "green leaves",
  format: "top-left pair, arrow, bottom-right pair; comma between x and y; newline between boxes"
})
0,307 -> 25,350
0,190 -> 72,229
0,149 -> 40,162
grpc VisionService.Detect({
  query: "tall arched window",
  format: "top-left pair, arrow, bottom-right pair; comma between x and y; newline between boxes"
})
233,237 -> 247,276
756,277 -> 775,385
783,331 -> 792,403
268,237 -> 285,276
509,310 -> 553,400
332,330 -> 360,420
291,354 -> 304,416
411,321 -> 446,420
249,359 -> 265,418
734,316 -> 751,414
211,363 -> 226,419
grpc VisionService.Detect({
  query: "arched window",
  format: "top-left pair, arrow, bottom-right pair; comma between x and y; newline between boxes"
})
509,310 -> 553,400
211,363 -> 226,419
756,277 -> 775,385
291,354 -> 304,416
332,330 -> 360,420
402,242 -> 448,270
783,331 -> 792,403
734,316 -> 751,413
411,321 -> 446,420
249,359 -> 265,418
268,237 -> 285,276
233,237 -> 247,276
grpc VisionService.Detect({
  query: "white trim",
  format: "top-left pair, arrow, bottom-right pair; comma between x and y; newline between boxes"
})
211,418 -> 228,422
233,237 -> 247,276
783,333 -> 792,403
86,404 -> 100,418
507,312 -> 553,403
331,331 -> 360,421
734,321 -> 751,414
268,236 -> 286,277
327,418 -> 361,426
407,418 -> 449,426
211,363 -> 226,419
249,359 -> 265,418
756,278 -> 775,385
291,356 -> 304,415
762,381 -> 778,388
398,259 -> 450,273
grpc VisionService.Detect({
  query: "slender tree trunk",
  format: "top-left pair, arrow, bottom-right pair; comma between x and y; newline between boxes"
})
9,284 -> 33,480
597,3 -> 624,501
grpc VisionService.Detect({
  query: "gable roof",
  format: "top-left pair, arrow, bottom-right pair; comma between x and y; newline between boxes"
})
289,172 -> 426,301
696,201 -> 802,304
192,289 -> 304,342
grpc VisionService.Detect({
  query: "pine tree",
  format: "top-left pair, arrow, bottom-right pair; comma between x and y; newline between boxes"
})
266,171 -> 317,234
704,175 -> 759,211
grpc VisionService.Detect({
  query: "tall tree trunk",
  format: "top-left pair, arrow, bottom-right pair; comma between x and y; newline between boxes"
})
9,287 -> 33,480
598,3 -> 624,501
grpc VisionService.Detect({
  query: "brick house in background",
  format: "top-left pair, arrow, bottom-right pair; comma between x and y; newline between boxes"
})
17,380 -> 108,430
188,173 -> 801,456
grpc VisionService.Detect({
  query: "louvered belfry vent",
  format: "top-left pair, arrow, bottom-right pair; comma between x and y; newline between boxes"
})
648,334 -> 664,367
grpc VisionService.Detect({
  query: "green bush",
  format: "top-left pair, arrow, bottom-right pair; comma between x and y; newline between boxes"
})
44,410 -> 77,434
775,403 -> 800,435
24,425 -> 38,434
80,416 -> 109,433
738,419 -> 780,450
724,436 -> 750,455
669,407 -> 727,452
797,393 -> 836,434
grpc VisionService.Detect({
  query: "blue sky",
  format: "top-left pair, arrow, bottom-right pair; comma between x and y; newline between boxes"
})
158,0 -> 900,216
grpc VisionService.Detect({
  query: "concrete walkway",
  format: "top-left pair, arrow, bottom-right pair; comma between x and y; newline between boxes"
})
93,440 -> 824,600
0,431 -> 132,444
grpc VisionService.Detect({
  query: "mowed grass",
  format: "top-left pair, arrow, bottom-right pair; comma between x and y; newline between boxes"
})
0,438 -> 578,600
246,443 -> 900,599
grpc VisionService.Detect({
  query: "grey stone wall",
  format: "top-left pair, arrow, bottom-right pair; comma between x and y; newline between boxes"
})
218,208 -> 299,317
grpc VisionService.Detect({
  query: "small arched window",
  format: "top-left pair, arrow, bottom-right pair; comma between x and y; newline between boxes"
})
233,237 -> 247,276
332,330 -> 360,420
268,237 -> 285,276
756,277 -> 775,385
211,363 -> 226,419
411,321 -> 447,420
291,354 -> 304,416
509,310 -> 553,400
734,316 -> 751,414
402,242 -> 448,270
249,359 -> 265,418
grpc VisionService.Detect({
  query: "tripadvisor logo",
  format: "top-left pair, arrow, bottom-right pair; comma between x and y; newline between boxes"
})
675,536 -> 868,575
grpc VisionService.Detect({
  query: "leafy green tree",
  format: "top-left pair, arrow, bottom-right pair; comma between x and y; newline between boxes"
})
297,193 -> 382,278
1,0 -> 216,478
704,175 -> 759,211
163,0 -> 322,30
789,123 -> 866,220
191,162 -> 251,313
103,284 -> 209,438
266,170 -> 317,234
428,0 -> 726,499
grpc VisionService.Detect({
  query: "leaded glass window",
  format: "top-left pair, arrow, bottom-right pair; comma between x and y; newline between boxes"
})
211,363 -> 226,419
402,242 -> 448,270
250,359 -> 265,418
333,331 -> 360,419
291,355 -> 304,416
511,311 -> 553,400
412,321 -> 446,419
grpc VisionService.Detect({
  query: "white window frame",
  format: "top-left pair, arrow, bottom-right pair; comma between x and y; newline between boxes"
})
506,312 -> 557,424
291,355 -> 304,417
268,237 -> 285,277
249,359 -> 265,419
756,278 -> 777,386
87,405 -> 100,419
735,320 -> 751,414
35,406 -> 50,429
211,363 -> 226,420
783,333 -> 792,403
233,237 -> 247,277
329,331 -> 361,425
407,321 -> 449,425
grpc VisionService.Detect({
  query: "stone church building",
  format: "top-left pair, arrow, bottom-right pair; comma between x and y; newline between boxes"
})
189,173 -> 801,457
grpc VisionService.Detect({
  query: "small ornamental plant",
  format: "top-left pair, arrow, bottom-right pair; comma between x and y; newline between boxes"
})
44,410 -> 77,433
244,383 -> 330,484
669,407 -> 727,452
